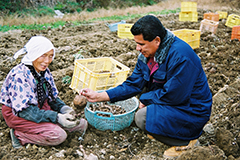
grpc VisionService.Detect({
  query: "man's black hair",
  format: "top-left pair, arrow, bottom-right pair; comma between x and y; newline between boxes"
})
130,15 -> 167,42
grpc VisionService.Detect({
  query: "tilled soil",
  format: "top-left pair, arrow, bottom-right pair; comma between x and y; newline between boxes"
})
0,8 -> 240,160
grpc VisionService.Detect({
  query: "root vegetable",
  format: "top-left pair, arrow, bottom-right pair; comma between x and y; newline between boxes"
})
73,95 -> 87,109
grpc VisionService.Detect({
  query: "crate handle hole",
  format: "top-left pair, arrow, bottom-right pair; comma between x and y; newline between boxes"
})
116,65 -> 122,70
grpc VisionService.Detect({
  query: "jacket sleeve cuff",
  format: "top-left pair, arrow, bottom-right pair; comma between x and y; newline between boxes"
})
48,97 -> 66,112
139,92 -> 155,106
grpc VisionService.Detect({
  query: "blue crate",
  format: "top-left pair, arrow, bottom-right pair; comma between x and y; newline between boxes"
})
85,96 -> 139,131
107,20 -> 126,32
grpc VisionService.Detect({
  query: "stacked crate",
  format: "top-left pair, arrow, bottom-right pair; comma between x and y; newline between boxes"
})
225,14 -> 240,40
216,11 -> 228,20
203,12 -> 219,22
179,2 -> 198,22
172,29 -> 200,49
117,24 -> 134,39
200,12 -> 219,34
225,14 -> 240,28
231,25 -> 240,41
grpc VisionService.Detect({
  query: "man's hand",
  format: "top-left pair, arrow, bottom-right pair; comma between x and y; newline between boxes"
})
57,113 -> 77,128
80,88 -> 110,102
80,88 -> 97,102
139,102 -> 146,109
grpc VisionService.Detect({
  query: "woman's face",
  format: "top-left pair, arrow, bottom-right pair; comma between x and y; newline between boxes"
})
32,49 -> 54,73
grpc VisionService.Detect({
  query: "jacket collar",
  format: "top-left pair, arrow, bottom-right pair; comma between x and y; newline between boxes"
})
138,29 -> 175,64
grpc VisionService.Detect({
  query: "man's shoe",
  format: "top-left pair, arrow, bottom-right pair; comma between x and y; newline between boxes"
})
163,139 -> 199,159
147,134 -> 155,140
10,129 -> 22,149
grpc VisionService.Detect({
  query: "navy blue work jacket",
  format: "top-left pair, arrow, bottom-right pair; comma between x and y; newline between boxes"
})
107,37 -> 212,140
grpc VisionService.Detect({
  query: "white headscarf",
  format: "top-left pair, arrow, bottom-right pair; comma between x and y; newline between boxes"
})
13,36 -> 55,65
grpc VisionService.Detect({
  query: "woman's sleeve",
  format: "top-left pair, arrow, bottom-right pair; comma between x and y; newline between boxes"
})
18,104 -> 58,123
48,97 -> 66,112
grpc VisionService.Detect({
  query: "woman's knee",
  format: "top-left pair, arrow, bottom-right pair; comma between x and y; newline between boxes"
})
51,126 -> 67,145
35,123 -> 67,146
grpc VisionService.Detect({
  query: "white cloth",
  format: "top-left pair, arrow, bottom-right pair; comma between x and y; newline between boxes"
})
13,36 -> 55,65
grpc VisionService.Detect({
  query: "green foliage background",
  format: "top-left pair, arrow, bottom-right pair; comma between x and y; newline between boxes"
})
0,0 -> 162,16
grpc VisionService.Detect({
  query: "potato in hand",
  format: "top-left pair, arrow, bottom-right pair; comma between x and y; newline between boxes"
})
73,94 -> 87,109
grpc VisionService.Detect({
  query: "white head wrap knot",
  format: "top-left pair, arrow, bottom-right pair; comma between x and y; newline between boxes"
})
13,36 -> 55,65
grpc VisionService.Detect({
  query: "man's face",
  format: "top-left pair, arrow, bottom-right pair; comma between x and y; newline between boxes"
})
134,34 -> 160,58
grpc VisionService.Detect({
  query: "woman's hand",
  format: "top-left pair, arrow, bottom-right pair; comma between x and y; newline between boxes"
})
139,102 -> 146,109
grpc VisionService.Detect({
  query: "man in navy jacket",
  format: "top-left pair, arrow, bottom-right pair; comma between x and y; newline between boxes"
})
81,15 -> 212,158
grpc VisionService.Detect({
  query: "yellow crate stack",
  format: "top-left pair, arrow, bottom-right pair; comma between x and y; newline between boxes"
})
172,29 -> 200,49
117,24 -> 134,39
179,2 -> 198,22
70,57 -> 130,92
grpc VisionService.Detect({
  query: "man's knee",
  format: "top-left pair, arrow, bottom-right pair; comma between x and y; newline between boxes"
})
135,107 -> 147,130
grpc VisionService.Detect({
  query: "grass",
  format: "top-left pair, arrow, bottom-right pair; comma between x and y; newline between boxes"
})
0,8 -> 181,32
0,21 -> 66,32
0,0 -> 233,32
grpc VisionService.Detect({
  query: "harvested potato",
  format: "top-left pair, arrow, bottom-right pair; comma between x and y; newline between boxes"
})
73,94 -> 87,109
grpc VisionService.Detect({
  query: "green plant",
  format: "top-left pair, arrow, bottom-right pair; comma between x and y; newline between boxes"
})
0,21 -> 68,32
0,0 -> 22,14
74,50 -> 87,60
54,0 -> 82,13
62,76 -> 72,84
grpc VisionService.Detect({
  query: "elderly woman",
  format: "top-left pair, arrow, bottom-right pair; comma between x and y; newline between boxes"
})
0,36 -> 87,148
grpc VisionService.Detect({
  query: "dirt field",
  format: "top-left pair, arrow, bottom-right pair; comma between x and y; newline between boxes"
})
0,7 -> 240,160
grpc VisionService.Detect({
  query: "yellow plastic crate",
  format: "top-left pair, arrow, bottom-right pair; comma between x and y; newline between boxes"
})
117,24 -> 134,39
70,57 -> 130,92
181,2 -> 197,12
216,11 -> 228,20
225,14 -> 240,28
172,29 -> 200,49
179,12 -> 198,22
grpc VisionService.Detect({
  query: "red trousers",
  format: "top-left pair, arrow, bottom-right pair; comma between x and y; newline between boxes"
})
2,103 -> 67,146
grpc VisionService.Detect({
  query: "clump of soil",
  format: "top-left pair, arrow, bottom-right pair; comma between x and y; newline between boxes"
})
0,7 -> 240,160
